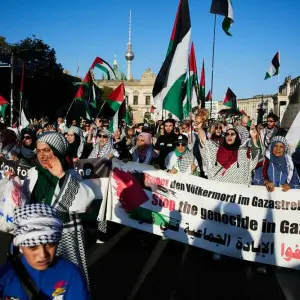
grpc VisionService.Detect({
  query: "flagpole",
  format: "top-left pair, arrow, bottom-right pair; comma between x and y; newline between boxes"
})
64,98 -> 75,122
19,63 -> 25,126
96,100 -> 107,118
277,51 -> 280,94
210,14 -> 217,119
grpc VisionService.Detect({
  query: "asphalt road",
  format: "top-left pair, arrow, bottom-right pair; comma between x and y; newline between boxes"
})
87,222 -> 300,300
1,224 -> 299,300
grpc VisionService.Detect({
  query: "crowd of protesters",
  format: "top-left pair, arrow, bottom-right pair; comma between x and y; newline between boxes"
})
0,107 -> 299,297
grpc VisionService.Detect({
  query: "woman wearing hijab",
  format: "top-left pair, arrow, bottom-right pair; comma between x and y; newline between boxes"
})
132,132 -> 158,164
124,127 -> 136,152
252,136 -> 300,191
209,123 -> 224,145
19,128 -> 37,164
22,132 -> 95,285
88,129 -> 116,159
198,124 -> 260,185
0,129 -> 19,160
66,126 -> 84,163
113,128 -> 131,160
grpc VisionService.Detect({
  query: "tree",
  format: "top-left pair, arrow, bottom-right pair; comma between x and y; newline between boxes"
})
11,35 -> 63,76
0,36 -> 11,55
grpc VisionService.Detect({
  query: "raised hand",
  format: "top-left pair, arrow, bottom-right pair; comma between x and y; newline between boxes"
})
46,156 -> 65,179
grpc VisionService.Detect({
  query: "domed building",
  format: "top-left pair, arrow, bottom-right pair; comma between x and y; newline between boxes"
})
95,65 -> 156,123
100,56 -> 127,81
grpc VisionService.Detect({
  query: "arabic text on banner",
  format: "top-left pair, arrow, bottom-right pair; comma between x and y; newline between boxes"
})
109,159 -> 300,269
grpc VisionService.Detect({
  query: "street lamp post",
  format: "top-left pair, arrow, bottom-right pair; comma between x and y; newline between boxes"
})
9,48 -> 37,127
10,52 -> 14,127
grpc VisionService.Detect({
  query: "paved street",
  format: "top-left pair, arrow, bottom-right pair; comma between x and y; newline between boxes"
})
87,223 -> 300,300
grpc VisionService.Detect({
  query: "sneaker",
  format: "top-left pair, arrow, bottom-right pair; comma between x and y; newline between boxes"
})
96,239 -> 105,244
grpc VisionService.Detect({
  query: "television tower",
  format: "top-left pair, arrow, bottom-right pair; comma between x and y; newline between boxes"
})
125,9 -> 134,80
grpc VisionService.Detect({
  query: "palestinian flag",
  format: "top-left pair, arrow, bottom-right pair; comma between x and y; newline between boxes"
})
89,85 -> 96,109
20,98 -> 30,128
210,0 -> 234,36
199,59 -> 205,108
0,96 -> 8,118
183,42 -> 198,117
74,70 -> 96,119
107,83 -> 126,133
74,71 -> 93,101
153,0 -> 191,120
206,90 -> 212,101
223,87 -> 237,111
264,52 -> 280,80
119,96 -> 131,126
91,57 -> 116,80
182,79 -> 189,118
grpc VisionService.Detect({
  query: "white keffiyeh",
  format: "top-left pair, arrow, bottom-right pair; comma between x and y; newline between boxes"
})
13,204 -> 63,247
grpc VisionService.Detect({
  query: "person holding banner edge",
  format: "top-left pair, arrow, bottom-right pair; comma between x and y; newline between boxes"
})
252,136 -> 300,191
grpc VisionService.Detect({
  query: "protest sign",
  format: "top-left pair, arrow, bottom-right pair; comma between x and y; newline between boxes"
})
108,159 -> 300,269
286,110 -> 300,151
0,157 -> 112,222
75,158 -> 111,221
0,158 -> 31,179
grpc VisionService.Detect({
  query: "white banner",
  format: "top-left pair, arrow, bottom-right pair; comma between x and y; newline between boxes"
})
108,159 -> 300,269
286,110 -> 300,151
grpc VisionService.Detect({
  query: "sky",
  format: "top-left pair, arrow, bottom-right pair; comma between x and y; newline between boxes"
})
1,0 -> 300,101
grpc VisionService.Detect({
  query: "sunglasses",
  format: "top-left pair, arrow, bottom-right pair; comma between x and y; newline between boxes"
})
225,132 -> 236,137
23,135 -> 32,140
176,143 -> 187,147
215,126 -> 222,130
98,134 -> 108,138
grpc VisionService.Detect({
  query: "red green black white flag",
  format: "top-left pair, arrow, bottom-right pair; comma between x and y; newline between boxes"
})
199,59 -> 205,108
153,0 -> 191,120
206,90 -> 212,101
264,52 -> 280,80
210,0 -> 234,36
223,87 -> 237,111
107,83 -> 130,132
183,42 -> 199,117
91,57 -> 116,80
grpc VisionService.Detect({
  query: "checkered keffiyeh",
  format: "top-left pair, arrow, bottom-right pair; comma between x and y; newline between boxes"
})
13,204 -> 63,247
37,132 -> 68,156
270,135 -> 288,152
68,126 -> 83,137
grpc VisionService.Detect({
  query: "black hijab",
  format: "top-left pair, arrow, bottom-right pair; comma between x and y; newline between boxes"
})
221,128 -> 241,150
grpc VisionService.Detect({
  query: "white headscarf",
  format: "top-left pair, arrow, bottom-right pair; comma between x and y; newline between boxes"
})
13,204 -> 63,247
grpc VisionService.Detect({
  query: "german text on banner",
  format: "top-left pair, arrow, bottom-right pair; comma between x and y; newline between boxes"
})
109,159 -> 300,269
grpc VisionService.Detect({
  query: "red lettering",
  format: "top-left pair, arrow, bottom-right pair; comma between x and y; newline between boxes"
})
152,194 -> 159,206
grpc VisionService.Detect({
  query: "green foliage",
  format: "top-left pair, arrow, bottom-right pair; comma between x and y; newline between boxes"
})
11,35 -> 63,76
0,36 -> 11,54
